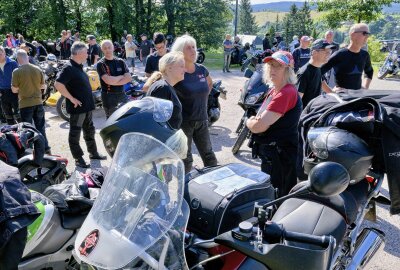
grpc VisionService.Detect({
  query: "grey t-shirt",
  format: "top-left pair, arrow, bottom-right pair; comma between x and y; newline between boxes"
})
223,39 -> 233,53
174,64 -> 210,122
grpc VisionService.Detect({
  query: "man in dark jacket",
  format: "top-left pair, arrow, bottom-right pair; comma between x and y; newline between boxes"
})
262,33 -> 271,51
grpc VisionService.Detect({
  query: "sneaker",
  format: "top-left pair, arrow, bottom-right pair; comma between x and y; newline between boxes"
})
75,157 -> 90,168
89,153 -> 107,160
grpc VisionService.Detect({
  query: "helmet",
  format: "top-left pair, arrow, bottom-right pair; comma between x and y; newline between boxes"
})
304,127 -> 373,184
208,107 -> 220,124
46,54 -> 57,64
100,97 -> 188,158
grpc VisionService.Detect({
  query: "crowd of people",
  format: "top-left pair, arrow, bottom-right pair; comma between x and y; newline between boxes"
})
0,22 -> 373,198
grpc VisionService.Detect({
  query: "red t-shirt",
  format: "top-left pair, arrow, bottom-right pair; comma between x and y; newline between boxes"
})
266,84 -> 298,115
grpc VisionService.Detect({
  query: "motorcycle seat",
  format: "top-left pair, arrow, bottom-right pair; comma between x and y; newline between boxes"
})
60,213 -> 87,230
271,198 -> 347,250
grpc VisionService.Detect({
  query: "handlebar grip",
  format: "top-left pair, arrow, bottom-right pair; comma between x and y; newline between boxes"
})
284,231 -> 332,247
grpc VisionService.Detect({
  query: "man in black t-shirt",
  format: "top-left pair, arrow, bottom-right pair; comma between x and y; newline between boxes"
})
55,42 -> 106,168
292,36 -> 311,73
140,34 -> 153,67
87,35 -> 100,66
145,33 -> 168,78
97,40 -> 132,118
321,23 -> 373,92
296,39 -> 335,107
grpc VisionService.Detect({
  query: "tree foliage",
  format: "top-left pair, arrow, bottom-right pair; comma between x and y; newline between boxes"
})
315,0 -> 400,28
239,0 -> 258,35
282,1 -> 314,44
0,0 -> 232,48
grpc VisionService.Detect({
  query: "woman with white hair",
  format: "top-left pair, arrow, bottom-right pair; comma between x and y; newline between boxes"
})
145,51 -> 185,129
171,34 -> 218,173
246,51 -> 302,197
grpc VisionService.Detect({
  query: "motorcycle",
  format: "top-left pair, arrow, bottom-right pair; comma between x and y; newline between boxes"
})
232,53 -> 270,155
230,43 -> 251,66
208,80 -> 226,126
39,54 -> 67,103
197,48 -> 206,64
378,40 -> 400,79
72,130 -> 388,270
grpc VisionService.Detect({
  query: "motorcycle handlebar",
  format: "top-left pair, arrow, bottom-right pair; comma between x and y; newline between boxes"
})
284,230 -> 332,248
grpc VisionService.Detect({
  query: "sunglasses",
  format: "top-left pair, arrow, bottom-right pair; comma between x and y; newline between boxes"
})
354,31 -> 370,36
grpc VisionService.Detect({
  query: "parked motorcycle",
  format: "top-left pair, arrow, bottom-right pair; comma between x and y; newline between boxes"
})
72,128 -> 388,270
39,54 -> 67,103
232,65 -> 269,155
208,80 -> 226,126
378,40 -> 400,79
230,43 -> 251,66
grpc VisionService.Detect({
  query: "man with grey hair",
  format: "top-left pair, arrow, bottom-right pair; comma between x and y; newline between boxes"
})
323,30 -> 340,88
97,40 -> 131,118
55,42 -> 106,168
11,49 -> 51,153
0,45 -> 19,124
321,23 -> 373,92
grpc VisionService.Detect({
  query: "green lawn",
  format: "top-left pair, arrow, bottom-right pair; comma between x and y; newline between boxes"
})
203,50 -> 242,71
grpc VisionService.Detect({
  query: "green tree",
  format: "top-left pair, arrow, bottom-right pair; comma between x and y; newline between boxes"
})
315,0 -> 400,28
239,0 -> 258,34
282,2 -> 314,44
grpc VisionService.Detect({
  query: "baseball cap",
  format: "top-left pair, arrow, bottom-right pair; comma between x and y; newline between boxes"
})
301,36 -> 311,42
263,51 -> 294,68
311,39 -> 336,50
87,35 -> 96,41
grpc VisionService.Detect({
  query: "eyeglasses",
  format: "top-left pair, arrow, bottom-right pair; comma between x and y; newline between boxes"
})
354,31 -> 370,36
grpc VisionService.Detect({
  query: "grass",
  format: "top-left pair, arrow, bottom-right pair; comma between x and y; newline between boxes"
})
203,50 -> 242,71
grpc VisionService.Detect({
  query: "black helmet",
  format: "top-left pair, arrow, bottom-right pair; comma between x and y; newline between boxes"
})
304,127 -> 373,184
208,107 -> 220,124
100,97 -> 187,158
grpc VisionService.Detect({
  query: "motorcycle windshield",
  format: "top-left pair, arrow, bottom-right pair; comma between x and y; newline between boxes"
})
74,133 -> 187,269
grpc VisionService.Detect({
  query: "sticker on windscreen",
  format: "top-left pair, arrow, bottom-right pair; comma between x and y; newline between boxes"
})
79,229 -> 100,257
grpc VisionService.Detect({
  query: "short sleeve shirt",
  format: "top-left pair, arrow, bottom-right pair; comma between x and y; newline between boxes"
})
147,79 -> 182,129
174,64 -> 210,122
96,57 -> 129,93
140,40 -> 153,57
56,59 -> 95,114
266,84 -> 298,115
296,63 -> 322,107
11,64 -> 44,108
223,40 -> 233,52
145,51 -> 163,75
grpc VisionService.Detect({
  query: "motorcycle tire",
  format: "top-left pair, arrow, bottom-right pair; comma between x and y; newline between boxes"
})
197,52 -> 205,64
235,117 -> 245,134
377,60 -> 390,79
240,55 -> 248,66
232,126 -> 249,155
19,159 -> 66,192
56,96 -> 70,122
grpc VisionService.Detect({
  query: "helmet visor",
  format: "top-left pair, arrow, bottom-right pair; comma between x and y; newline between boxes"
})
307,127 -> 333,159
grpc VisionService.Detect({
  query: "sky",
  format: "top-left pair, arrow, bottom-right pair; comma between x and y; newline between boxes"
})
250,0 -> 295,4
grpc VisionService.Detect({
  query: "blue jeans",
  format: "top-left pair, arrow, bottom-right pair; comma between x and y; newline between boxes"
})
126,57 -> 135,68
20,105 -> 50,151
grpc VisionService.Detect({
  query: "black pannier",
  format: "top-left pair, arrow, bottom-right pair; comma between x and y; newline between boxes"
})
184,163 -> 276,239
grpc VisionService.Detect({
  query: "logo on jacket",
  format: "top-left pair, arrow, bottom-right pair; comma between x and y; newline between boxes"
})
388,152 -> 400,157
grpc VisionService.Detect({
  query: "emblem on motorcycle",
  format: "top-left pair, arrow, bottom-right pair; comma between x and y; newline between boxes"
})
79,229 -> 100,257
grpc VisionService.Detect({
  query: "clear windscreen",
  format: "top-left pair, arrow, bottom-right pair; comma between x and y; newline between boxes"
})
74,133 -> 187,269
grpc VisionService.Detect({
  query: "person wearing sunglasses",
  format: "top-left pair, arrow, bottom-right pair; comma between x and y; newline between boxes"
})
321,23 -> 373,93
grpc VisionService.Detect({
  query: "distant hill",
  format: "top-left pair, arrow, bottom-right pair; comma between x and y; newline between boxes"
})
252,1 -> 400,13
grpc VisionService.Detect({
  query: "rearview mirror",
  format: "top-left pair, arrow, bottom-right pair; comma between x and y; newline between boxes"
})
308,162 -> 350,197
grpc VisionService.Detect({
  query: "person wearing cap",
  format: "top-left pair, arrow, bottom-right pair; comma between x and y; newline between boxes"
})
145,32 -> 168,78
296,39 -> 334,108
140,33 -> 153,67
292,36 -> 311,72
97,40 -> 132,118
87,35 -> 100,66
246,51 -> 302,197
321,23 -> 373,92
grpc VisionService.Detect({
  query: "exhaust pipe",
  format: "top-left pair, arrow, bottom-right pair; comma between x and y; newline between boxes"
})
347,228 -> 385,270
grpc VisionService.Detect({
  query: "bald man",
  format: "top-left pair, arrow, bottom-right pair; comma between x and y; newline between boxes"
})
321,23 -> 373,92
96,40 -> 132,118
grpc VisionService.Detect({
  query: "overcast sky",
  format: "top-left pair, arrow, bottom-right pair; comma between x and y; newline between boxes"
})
250,0 -> 294,4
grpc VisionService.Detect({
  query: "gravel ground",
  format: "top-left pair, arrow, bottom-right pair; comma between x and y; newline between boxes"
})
40,66 -> 400,268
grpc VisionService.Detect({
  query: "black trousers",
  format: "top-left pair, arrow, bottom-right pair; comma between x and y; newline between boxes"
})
20,104 -> 50,151
101,91 -> 128,119
0,90 -> 20,125
181,120 -> 218,173
0,227 -> 27,270
69,111 -> 98,159
254,143 -> 298,198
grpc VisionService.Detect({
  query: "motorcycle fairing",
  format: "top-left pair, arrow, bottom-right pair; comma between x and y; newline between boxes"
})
74,133 -> 188,269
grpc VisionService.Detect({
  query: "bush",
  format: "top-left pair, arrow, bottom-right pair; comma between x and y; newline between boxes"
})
368,35 -> 386,63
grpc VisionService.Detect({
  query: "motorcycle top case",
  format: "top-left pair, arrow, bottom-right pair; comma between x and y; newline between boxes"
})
184,163 -> 275,239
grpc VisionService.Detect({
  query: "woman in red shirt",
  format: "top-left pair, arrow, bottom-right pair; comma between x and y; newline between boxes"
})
246,51 -> 302,197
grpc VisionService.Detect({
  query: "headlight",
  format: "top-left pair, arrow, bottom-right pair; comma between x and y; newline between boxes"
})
245,92 -> 264,104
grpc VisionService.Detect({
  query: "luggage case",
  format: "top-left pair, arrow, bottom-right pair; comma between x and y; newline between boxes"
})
184,163 -> 276,239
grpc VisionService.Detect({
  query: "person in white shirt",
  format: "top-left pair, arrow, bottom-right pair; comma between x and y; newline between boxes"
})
125,34 -> 137,73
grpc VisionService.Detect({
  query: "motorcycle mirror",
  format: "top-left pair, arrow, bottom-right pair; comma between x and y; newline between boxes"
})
244,68 -> 253,78
308,162 -> 350,197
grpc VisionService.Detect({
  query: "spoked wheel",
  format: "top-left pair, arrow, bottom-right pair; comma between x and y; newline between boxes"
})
232,126 -> 250,155
377,60 -> 391,79
56,96 -> 70,121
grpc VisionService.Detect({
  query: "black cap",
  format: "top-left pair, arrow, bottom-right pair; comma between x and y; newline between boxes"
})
87,35 -> 96,41
312,39 -> 335,50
